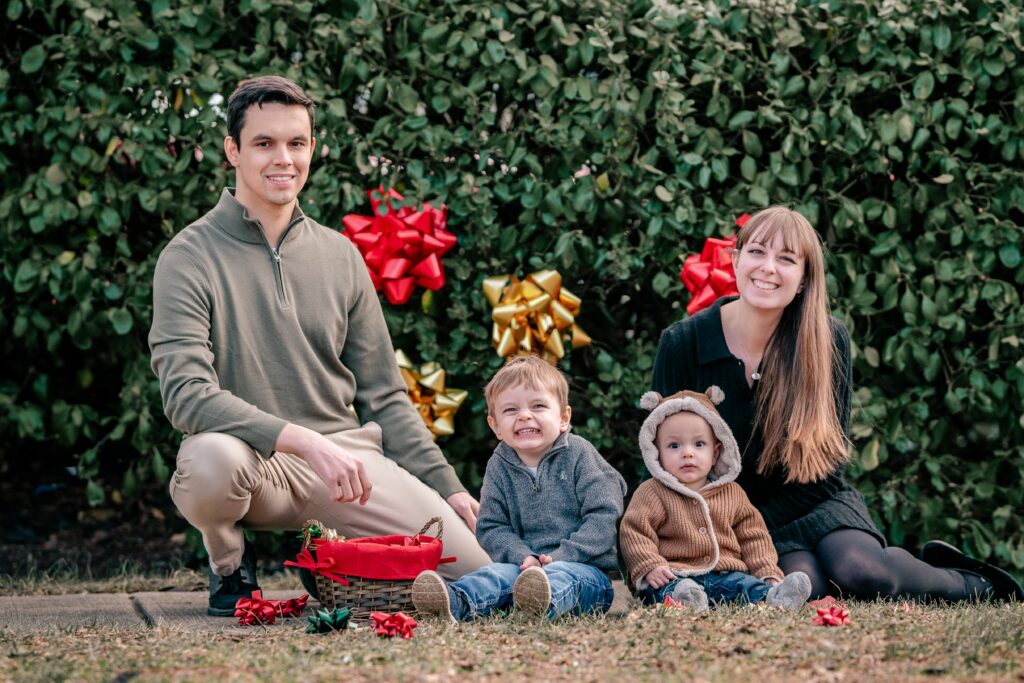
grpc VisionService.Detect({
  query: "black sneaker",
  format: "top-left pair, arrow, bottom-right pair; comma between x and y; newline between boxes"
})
920,540 -> 1024,602
207,541 -> 261,616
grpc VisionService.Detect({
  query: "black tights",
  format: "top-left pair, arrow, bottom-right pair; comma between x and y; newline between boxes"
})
778,528 -> 970,601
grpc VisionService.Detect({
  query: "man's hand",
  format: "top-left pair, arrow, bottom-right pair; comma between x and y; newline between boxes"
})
446,491 -> 479,532
644,566 -> 676,589
276,423 -> 372,504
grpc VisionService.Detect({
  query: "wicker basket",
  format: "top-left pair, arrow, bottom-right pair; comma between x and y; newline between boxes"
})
310,517 -> 444,619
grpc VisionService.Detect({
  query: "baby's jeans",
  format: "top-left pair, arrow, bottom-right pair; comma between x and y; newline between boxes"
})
640,570 -> 771,606
448,561 -> 614,621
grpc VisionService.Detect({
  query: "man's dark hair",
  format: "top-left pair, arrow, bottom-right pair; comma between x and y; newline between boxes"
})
226,76 -> 316,144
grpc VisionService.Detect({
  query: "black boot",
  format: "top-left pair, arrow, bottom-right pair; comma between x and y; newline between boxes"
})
920,540 -> 1024,602
208,541 -> 261,616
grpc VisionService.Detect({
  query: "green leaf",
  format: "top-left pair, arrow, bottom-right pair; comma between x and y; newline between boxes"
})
651,272 -> 672,297
913,72 -> 935,100
109,308 -> 134,335
933,24 -> 952,50
422,22 -> 448,43
394,83 -> 418,114
44,163 -> 67,186
727,111 -> 755,128
85,480 -> 105,506
897,114 -> 914,142
20,44 -> 46,74
998,244 -> 1021,268
654,185 -> 673,202
740,155 -> 756,182
14,260 -> 39,293
982,57 -> 1005,77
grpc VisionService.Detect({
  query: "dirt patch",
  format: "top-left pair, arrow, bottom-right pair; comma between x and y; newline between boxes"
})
0,464 -> 194,577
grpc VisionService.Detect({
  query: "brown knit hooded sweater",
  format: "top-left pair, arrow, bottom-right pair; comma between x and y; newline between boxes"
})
619,387 -> 784,588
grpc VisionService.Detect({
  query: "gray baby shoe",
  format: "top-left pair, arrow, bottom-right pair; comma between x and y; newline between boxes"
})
765,571 -> 812,609
670,578 -> 710,612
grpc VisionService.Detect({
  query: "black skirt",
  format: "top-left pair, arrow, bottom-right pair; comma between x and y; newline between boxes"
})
769,488 -> 886,555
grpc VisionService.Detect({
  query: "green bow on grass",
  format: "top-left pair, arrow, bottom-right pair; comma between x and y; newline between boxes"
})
306,607 -> 352,634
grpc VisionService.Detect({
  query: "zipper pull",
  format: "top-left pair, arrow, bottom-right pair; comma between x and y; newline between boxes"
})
272,249 -> 281,263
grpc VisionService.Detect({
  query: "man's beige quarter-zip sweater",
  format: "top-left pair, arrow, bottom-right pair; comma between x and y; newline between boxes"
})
149,189 -> 462,497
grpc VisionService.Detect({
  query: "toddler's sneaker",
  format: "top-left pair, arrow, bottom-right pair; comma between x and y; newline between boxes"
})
670,577 -> 709,612
411,570 -> 457,625
513,566 -> 552,616
765,571 -> 812,609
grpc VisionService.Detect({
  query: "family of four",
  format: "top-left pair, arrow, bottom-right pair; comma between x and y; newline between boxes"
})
148,76 -> 1022,619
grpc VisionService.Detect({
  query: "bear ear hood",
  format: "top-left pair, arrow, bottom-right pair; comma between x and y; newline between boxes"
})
637,386 -> 741,496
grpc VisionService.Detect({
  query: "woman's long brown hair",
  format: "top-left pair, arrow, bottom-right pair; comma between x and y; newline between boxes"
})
735,207 -> 848,483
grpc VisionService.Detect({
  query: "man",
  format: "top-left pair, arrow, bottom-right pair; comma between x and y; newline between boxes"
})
149,76 -> 490,615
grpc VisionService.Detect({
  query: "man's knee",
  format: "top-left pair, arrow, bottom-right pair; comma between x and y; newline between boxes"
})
171,433 -> 257,508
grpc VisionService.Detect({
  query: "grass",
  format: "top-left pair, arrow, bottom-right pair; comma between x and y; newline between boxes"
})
1,572 -> 1023,682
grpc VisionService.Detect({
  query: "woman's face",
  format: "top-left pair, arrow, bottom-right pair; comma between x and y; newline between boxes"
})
732,230 -> 806,312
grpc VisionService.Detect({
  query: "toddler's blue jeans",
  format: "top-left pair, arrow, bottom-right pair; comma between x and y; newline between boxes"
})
447,561 -> 614,621
639,570 -> 771,606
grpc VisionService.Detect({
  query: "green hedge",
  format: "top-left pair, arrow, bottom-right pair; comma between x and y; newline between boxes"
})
3,0 -> 1022,572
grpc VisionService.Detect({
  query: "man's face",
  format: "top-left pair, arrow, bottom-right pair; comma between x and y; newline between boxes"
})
223,102 -> 314,216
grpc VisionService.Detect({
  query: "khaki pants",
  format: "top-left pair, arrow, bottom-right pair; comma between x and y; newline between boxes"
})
169,422 -> 491,580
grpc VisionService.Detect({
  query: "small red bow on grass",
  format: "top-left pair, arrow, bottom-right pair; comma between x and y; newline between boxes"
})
370,611 -> 418,638
234,590 -> 309,626
662,595 -> 685,608
812,604 -> 851,627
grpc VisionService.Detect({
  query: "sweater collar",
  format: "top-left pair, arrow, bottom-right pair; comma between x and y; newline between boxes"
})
207,188 -> 306,246
695,296 -> 739,365
495,428 -> 571,468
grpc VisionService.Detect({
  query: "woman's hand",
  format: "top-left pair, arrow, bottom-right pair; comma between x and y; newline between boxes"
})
645,566 -> 676,589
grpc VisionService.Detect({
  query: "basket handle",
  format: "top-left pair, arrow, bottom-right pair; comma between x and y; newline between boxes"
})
417,516 -> 444,540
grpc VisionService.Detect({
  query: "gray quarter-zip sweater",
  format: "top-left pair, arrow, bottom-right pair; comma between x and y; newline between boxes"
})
149,189 -> 462,497
476,431 -> 626,569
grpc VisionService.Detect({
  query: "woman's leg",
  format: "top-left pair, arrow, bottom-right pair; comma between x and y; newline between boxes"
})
778,550 -> 832,599
814,528 -> 980,601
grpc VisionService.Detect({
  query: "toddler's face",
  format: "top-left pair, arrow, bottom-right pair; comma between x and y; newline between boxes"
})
487,383 -> 570,464
656,411 -> 721,491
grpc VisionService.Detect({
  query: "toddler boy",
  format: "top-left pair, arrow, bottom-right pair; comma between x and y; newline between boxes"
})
413,355 -> 626,622
620,387 -> 811,611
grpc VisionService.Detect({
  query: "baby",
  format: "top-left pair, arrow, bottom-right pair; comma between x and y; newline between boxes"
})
619,387 -> 811,610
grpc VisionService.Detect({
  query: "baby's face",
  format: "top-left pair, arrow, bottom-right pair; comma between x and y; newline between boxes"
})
656,411 -> 721,491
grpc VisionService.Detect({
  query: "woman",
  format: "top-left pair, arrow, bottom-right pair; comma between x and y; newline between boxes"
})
651,206 -> 1022,601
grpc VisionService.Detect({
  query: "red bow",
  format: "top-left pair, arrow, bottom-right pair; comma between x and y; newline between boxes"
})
679,236 -> 738,315
370,611 -> 418,639
661,595 -> 685,608
812,604 -> 851,627
342,188 -> 457,305
678,214 -> 749,315
234,590 -> 309,626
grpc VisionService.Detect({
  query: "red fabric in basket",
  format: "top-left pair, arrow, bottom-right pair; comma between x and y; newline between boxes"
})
286,534 -> 456,582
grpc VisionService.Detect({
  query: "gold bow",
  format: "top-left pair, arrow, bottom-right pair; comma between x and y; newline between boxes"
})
482,269 -> 592,363
396,350 -> 468,439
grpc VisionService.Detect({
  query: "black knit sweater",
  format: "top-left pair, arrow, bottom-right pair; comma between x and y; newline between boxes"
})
650,296 -> 855,535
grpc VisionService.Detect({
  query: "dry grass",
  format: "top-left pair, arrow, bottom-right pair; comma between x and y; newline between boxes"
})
2,594 -> 1022,682
0,566 -> 300,597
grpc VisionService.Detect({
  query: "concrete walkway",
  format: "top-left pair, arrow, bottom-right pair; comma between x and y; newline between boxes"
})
0,582 -> 636,632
